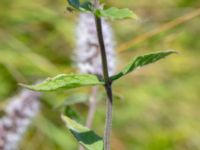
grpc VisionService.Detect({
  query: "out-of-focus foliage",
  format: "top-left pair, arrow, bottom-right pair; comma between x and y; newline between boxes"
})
0,0 -> 199,149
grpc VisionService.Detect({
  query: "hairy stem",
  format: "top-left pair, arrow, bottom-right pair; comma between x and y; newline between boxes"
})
93,0 -> 113,150
104,85 -> 113,150
79,87 -> 98,150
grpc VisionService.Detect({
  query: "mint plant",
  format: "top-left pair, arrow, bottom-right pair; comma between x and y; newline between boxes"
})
20,0 -> 176,150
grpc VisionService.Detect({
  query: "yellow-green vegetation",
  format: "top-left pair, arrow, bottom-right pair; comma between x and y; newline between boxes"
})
0,0 -> 200,149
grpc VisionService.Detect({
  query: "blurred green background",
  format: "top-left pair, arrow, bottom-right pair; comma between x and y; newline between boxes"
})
0,0 -> 200,149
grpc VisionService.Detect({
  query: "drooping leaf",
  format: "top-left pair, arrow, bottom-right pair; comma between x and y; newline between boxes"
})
61,115 -> 103,150
111,50 -> 177,81
95,7 -> 138,20
67,0 -> 93,12
20,74 -> 104,91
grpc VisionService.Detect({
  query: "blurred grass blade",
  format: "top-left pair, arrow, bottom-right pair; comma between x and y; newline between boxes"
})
0,32 -> 59,75
111,50 -> 177,81
61,115 -> 103,150
20,74 -> 104,91
118,9 -> 200,52
35,115 -> 75,149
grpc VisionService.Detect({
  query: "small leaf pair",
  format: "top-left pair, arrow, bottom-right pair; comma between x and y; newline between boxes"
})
67,0 -> 138,20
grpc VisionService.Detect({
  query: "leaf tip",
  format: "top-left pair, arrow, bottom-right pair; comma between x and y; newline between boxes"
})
165,49 -> 179,55
129,12 -> 139,20
61,114 -> 69,127
61,114 -> 66,122
19,83 -> 33,90
19,82 -> 42,92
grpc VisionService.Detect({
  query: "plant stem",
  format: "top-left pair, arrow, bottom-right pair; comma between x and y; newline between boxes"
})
93,0 -> 113,150
104,84 -> 113,150
79,87 -> 98,150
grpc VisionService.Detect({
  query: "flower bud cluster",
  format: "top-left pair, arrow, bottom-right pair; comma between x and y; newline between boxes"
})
74,13 -> 116,76
0,90 -> 41,150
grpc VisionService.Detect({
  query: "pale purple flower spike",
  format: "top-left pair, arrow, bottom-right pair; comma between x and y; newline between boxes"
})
0,90 -> 41,150
74,13 -> 116,76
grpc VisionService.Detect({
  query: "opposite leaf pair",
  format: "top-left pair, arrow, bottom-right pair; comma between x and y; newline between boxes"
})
20,50 -> 176,150
20,50 -> 176,92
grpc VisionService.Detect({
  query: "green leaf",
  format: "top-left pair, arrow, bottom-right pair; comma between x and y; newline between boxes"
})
95,7 -> 138,20
20,74 -> 104,91
61,115 -> 103,150
68,0 -> 80,9
63,106 -> 82,122
111,50 -> 177,81
80,1 -> 93,11
67,0 -> 93,12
